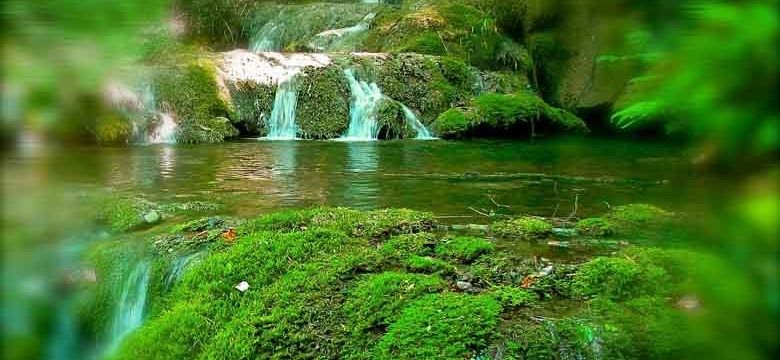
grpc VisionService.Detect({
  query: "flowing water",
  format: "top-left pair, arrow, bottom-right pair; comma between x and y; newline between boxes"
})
107,261 -> 151,353
400,104 -> 435,139
342,69 -> 385,140
264,79 -> 300,140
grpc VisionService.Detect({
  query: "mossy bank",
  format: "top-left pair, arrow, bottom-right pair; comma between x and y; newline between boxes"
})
74,204 -> 738,360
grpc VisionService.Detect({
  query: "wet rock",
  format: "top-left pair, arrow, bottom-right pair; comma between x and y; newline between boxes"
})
546,240 -> 570,248
551,227 -> 577,237
143,210 -> 161,224
456,281 -> 474,292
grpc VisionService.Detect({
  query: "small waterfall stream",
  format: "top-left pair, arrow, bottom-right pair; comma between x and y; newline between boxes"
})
107,260 -> 151,352
147,112 -> 177,144
341,69 -> 384,140
164,252 -> 204,290
400,104 -> 435,139
264,78 -> 300,140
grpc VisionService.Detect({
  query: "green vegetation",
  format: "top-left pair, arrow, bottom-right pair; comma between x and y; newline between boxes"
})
492,216 -> 553,240
576,217 -> 615,237
153,60 -> 238,143
297,66 -> 350,139
375,294 -> 501,359
434,236 -> 495,263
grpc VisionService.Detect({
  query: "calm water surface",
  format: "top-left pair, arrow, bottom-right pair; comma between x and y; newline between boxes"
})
4,137 -> 725,231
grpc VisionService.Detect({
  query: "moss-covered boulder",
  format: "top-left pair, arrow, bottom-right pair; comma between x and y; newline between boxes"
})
434,236 -> 495,263
153,60 -> 238,143
374,293 -> 501,359
225,80 -> 275,136
492,216 -> 554,240
576,217 -> 615,237
297,66 -> 350,139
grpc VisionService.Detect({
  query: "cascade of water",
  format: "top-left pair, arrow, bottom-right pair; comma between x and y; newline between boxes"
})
108,260 -> 151,351
147,112 -> 178,144
164,252 -> 204,290
310,13 -> 376,52
264,78 -> 300,140
250,24 -> 282,52
400,104 -> 435,139
341,69 -> 384,141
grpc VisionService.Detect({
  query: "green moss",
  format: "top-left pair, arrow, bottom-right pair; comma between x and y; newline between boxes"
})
297,66 -> 350,139
95,112 -> 132,145
375,293 -> 501,359
379,232 -> 440,263
98,197 -> 156,232
153,60 -> 238,144
433,108 -> 474,139
375,54 -> 473,123
343,272 -> 447,346
241,207 -> 435,242
226,81 -> 275,136
576,217 -> 615,237
492,217 -> 553,240
376,99 -> 417,139
404,256 -> 455,275
435,236 -> 496,263
572,256 -> 668,301
473,92 -> 548,127
487,286 -> 536,308
607,204 -> 674,224
468,252 -> 532,286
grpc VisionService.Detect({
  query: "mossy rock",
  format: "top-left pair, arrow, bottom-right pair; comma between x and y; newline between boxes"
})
297,66 -> 350,139
227,80 -> 275,136
576,217 -> 615,237
492,217 -> 553,240
571,256 -> 668,301
380,232 -> 441,262
403,256 -> 455,275
374,293 -> 501,359
153,60 -> 237,144
376,99 -> 417,139
607,204 -> 675,224
433,108 -> 474,139
343,272 -> 447,336
486,285 -> 536,308
434,236 -> 496,263
97,197 -> 159,232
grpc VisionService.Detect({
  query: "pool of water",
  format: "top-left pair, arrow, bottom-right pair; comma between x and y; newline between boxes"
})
2,137 -> 726,231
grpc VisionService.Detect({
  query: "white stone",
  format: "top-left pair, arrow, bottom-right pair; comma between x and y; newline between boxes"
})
235,281 -> 250,292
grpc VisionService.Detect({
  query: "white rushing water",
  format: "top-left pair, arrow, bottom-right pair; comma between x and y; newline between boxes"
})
341,69 -> 384,140
108,261 -> 151,352
264,78 -> 300,140
400,104 -> 435,139
147,112 -> 178,144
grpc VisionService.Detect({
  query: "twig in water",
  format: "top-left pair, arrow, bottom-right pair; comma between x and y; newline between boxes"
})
565,194 -> 579,220
467,207 -> 491,217
488,195 -> 511,208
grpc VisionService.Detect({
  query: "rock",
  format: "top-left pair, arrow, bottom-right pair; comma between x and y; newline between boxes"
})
546,240 -> 570,248
552,227 -> 577,237
235,281 -> 250,292
143,210 -> 161,224
456,281 -> 474,292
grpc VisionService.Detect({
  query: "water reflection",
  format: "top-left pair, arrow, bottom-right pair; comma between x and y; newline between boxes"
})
342,142 -> 379,210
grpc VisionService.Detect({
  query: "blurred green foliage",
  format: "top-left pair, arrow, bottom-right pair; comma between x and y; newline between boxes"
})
609,0 -> 779,166
2,0 -> 169,139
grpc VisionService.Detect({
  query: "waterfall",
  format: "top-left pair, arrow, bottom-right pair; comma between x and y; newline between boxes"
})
400,104 -> 435,139
310,13 -> 376,52
341,69 -> 383,141
164,252 -> 204,290
107,261 -> 151,352
250,24 -> 282,52
264,78 -> 300,140
147,112 -> 177,144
